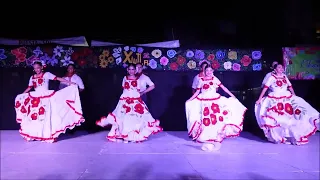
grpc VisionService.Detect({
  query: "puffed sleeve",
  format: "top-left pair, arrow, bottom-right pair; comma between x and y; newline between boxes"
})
192,75 -> 199,89
285,75 -> 292,87
122,76 -> 126,87
75,75 -> 85,89
261,72 -> 271,87
197,78 -> 203,90
44,72 -> 57,80
213,76 -> 222,86
264,76 -> 274,88
28,76 -> 33,88
145,76 -> 155,87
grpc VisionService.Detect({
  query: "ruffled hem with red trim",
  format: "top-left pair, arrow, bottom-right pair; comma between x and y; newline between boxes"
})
96,113 -> 162,143
16,91 -> 85,143
257,95 -> 319,145
188,109 -> 247,144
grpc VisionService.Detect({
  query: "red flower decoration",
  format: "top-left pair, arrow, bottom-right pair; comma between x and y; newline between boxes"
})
294,109 -> 301,115
39,107 -> 45,115
203,107 -> 210,116
203,84 -> 210,90
276,80 -> 283,87
222,110 -> 228,115
277,103 -> 284,111
209,82 -> 213,85
203,118 -> 211,126
126,99 -> 134,104
211,103 -> 220,114
32,81 -> 37,88
20,106 -> 27,113
38,78 -> 44,84
219,116 -> 224,122
284,103 -> 293,115
134,103 -> 144,114
124,82 -> 130,89
210,114 -> 217,125
240,55 -> 252,67
207,54 -> 215,61
211,60 -> 220,70
31,98 -> 40,108
31,113 -> 38,120
24,97 -> 30,106
15,101 -> 21,108
169,62 -> 178,71
176,55 -> 186,65
131,81 -> 137,87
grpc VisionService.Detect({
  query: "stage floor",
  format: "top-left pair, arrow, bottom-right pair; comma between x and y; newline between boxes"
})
1,131 -> 319,180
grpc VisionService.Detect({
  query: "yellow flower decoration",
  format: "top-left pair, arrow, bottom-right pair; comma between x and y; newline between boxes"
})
187,60 -> 196,69
151,49 -> 162,58
228,51 -> 237,60
100,59 -> 108,68
107,56 -> 114,63
102,50 -> 110,56
98,50 -> 114,68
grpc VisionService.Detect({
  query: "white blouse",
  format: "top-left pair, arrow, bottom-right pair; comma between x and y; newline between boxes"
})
59,74 -> 84,90
138,74 -> 154,92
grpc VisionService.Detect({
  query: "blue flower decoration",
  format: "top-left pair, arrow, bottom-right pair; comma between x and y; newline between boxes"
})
167,50 -> 177,58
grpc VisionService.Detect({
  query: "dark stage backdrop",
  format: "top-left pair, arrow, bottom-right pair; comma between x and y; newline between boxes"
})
1,68 -> 319,137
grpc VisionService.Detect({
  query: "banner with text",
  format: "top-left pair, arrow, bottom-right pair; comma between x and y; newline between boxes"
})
0,45 -> 264,71
0,36 -> 89,46
283,47 -> 320,80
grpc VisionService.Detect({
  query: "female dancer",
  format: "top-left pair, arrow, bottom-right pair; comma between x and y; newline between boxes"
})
15,61 -> 85,143
255,63 -> 319,145
96,64 -> 162,143
192,62 -> 209,93
59,64 -> 85,91
186,66 -> 247,151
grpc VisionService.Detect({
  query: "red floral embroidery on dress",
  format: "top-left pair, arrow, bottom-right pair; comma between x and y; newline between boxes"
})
126,99 -> 134,104
138,98 -> 143,104
276,80 -> 283,87
122,104 -> 131,113
282,79 -> 287,84
203,118 -> 210,126
210,114 -> 217,125
32,81 -> 37,88
31,113 -> 38,120
203,107 -> 210,116
222,110 -> 228,115
277,103 -> 284,111
209,82 -> 213,85
134,103 -> 144,114
38,78 -> 44,85
20,106 -> 27,113
203,84 -> 210,90
27,105 -> 31,115
211,103 -> 220,114
294,109 -> 301,115
15,101 -> 21,108
24,97 -> 30,106
284,103 -> 293,115
39,107 -> 45,115
31,98 -> 40,108
131,80 -> 137,87
124,82 -> 130,89
219,116 -> 224,122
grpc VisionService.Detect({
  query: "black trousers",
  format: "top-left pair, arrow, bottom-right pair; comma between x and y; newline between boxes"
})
141,93 -> 147,104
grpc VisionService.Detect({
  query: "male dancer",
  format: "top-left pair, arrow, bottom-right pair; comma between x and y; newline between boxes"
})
261,61 -> 278,87
136,63 -> 155,104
